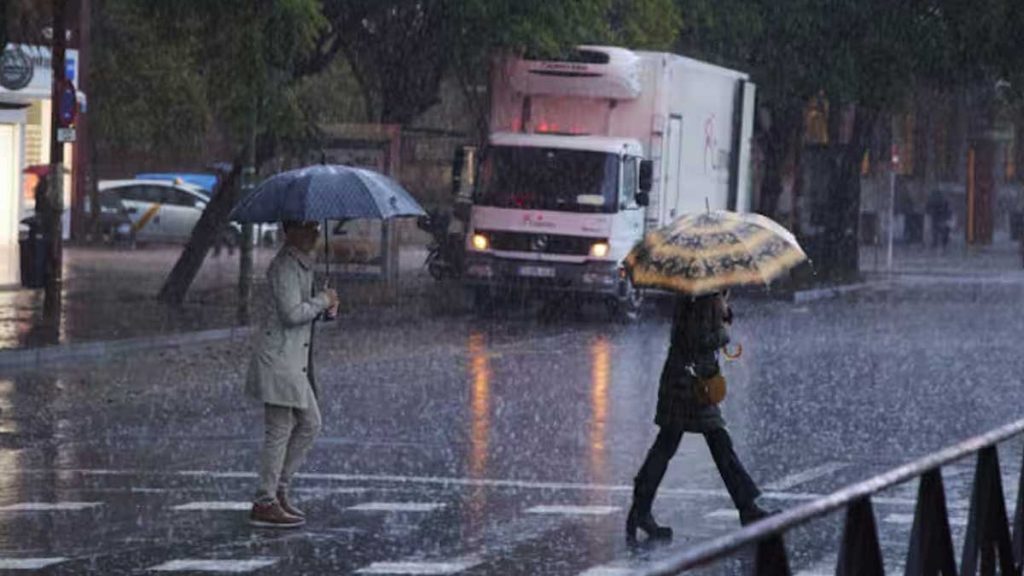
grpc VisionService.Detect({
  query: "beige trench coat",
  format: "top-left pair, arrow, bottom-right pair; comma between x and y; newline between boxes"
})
245,246 -> 331,409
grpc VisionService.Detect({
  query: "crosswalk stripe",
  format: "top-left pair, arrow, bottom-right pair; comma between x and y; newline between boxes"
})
525,505 -> 620,516
172,502 -> 251,511
0,502 -> 102,512
884,512 -> 967,527
765,462 -> 848,491
348,502 -> 445,513
355,560 -> 479,574
7,468 -> 925,506
578,566 -> 638,576
704,509 -> 739,521
0,558 -> 68,570
149,558 -> 278,573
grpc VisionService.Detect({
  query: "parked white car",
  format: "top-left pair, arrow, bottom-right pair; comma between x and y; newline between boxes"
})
95,179 -> 277,246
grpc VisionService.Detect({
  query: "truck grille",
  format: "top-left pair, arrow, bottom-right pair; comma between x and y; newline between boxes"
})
481,230 -> 595,256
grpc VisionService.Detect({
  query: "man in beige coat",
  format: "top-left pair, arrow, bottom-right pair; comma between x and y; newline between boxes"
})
247,221 -> 338,528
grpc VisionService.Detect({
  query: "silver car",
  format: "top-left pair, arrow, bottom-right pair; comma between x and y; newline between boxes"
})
95,180 -> 277,245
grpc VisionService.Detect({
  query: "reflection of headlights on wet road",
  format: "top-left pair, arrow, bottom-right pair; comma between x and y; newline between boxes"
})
472,234 -> 489,251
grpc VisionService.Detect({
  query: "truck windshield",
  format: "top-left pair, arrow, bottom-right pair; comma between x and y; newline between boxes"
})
477,147 -> 619,213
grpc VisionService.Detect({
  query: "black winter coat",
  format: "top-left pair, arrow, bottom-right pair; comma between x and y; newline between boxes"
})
654,294 -> 731,432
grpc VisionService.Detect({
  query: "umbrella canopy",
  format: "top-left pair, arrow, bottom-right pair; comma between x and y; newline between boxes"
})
625,210 -> 807,295
231,164 -> 425,223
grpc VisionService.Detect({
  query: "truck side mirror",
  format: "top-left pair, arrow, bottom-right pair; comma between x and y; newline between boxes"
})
636,191 -> 650,207
639,160 -> 653,193
451,148 -> 466,196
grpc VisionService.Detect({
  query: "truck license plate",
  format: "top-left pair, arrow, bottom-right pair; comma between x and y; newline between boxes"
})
518,265 -> 555,278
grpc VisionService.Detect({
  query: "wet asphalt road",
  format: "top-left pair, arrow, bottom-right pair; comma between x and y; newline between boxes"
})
0,272 -> 1022,575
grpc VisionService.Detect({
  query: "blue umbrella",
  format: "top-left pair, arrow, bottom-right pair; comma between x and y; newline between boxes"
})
231,164 -> 425,223
232,164 -> 426,289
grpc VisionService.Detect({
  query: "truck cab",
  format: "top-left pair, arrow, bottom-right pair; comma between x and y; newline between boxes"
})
464,133 -> 650,316
461,45 -> 753,319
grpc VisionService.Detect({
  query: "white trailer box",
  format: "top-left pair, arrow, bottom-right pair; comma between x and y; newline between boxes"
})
463,46 -> 755,315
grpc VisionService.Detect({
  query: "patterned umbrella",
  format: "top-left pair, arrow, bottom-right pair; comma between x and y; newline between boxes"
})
625,211 -> 807,295
230,164 -> 425,223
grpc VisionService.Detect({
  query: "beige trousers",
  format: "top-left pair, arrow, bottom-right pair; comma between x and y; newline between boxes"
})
255,397 -> 322,503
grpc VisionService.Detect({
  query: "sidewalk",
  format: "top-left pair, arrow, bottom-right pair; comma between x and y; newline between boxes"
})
0,244 -> 436,351
860,239 -> 1022,277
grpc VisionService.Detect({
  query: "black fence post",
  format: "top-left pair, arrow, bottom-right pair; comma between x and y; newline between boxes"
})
837,497 -> 885,576
961,446 -> 1015,576
1013,443 -> 1024,574
754,535 -> 791,576
905,468 -> 957,576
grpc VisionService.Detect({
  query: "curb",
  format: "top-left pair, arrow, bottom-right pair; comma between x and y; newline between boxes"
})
791,281 -> 882,304
0,326 -> 254,370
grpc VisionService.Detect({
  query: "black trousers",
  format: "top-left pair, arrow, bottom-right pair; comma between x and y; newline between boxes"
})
634,426 -> 760,510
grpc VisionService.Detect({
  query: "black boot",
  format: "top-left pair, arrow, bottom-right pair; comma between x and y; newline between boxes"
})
626,484 -> 673,543
739,501 -> 778,526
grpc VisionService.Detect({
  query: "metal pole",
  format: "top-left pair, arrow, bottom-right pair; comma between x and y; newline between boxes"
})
886,167 -> 895,274
43,0 -> 67,322
237,97 -> 257,325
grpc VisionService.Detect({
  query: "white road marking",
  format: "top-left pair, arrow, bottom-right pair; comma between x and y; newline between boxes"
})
172,501 -> 251,511
355,559 -> 480,574
0,502 -> 102,512
0,558 -> 68,570
348,502 -> 445,513
525,505 -> 619,516
578,566 -> 638,576
6,468 -> 922,507
293,487 -> 368,495
764,462 -> 848,491
704,508 -> 739,521
884,512 -> 967,527
149,558 -> 278,572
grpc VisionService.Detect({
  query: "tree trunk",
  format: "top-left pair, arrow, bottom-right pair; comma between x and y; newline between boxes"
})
157,162 -> 243,305
819,106 -> 879,282
757,103 -> 803,220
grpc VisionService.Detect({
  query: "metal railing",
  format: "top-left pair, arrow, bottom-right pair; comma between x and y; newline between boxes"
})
638,418 -> 1024,576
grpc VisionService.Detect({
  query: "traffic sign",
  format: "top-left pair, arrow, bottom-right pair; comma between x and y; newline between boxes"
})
57,78 -> 77,128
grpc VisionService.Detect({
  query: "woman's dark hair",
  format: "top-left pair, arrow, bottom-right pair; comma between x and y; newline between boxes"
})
671,293 -> 730,353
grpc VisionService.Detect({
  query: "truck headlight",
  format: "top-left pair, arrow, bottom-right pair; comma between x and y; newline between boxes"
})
472,234 -> 489,251
590,242 -> 610,258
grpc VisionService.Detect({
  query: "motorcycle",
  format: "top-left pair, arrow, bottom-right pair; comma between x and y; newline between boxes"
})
416,209 -> 465,280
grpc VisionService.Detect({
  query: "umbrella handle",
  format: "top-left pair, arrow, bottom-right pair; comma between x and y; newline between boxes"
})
722,343 -> 743,360
323,219 -> 330,284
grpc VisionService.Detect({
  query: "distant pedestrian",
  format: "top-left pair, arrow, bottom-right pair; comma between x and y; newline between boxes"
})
927,190 -> 951,249
246,220 -> 338,529
627,292 -> 774,543
1019,233 -> 1024,269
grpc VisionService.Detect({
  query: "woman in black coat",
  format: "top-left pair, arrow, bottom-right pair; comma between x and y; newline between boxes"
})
627,292 -> 773,542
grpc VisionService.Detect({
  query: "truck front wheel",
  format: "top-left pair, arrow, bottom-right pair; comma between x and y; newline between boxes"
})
608,280 -> 644,323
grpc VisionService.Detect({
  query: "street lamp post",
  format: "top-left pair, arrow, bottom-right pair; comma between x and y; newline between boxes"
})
43,0 -> 69,322
887,145 -> 899,274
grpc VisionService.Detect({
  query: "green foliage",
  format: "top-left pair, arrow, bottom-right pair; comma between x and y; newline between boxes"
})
610,0 -> 682,51
92,0 -> 327,158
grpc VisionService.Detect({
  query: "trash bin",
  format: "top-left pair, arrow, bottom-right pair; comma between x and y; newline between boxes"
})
1011,212 -> 1023,241
19,217 -> 47,289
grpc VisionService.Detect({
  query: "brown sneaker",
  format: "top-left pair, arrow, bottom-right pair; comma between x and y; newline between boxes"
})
276,490 -> 305,518
249,500 -> 305,529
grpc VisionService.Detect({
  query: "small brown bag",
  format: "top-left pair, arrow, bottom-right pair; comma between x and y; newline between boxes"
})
695,373 -> 727,405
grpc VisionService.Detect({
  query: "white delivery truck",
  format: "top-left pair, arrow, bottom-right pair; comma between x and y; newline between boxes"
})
460,45 -> 756,318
